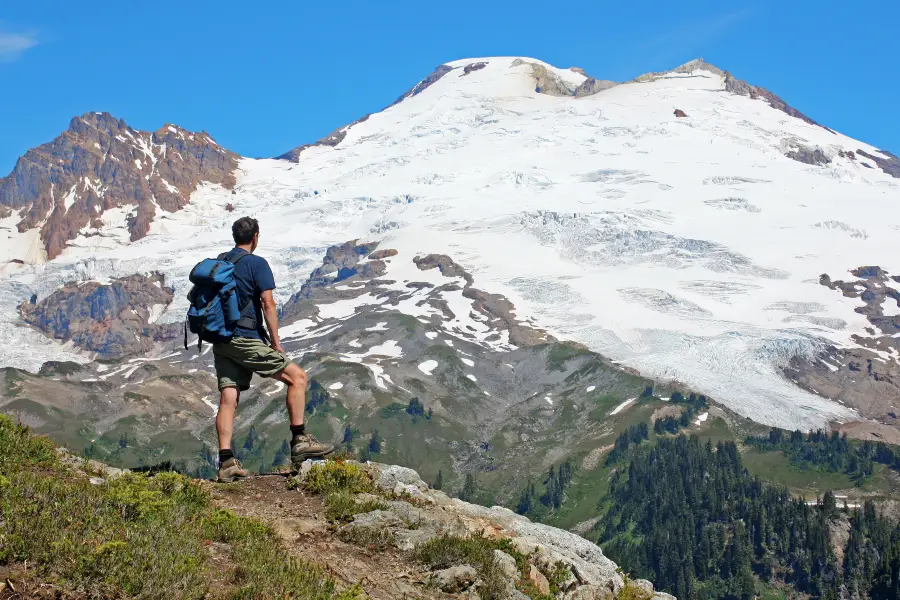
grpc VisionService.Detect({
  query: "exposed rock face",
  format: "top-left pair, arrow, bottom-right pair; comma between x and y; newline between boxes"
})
413,254 -> 474,285
462,62 -> 488,76
511,59 -> 579,97
281,242 -> 554,347
786,146 -> 831,166
319,460 -> 677,600
574,78 -> 619,97
0,112 -> 238,259
673,109 -> 688,118
414,253 -> 556,346
390,64 -> 454,107
281,239 -> 387,319
632,58 -> 725,82
19,272 -> 179,359
784,266 -> 900,435
723,72 -> 832,132
856,149 -> 900,178
276,114 -> 372,162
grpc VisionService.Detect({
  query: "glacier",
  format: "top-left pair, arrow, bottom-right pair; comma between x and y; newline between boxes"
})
2,56 -> 900,431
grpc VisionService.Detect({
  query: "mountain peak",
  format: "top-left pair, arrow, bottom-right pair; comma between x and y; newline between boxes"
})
631,57 -> 726,82
0,113 -> 237,260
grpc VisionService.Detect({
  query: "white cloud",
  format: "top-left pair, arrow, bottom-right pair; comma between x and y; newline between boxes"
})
0,30 -> 38,63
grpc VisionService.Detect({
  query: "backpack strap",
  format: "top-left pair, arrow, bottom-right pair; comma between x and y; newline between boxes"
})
220,249 -> 265,336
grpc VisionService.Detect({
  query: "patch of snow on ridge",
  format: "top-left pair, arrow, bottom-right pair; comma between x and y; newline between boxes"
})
418,360 -> 438,375
0,56 -> 891,431
610,398 -> 635,415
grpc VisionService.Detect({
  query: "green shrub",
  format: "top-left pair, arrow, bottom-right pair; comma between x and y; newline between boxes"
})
415,534 -> 516,600
338,524 -> 394,553
378,402 -> 406,419
304,461 -> 373,495
325,491 -> 388,523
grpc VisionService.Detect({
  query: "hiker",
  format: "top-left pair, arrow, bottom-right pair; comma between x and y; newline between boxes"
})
209,216 -> 334,482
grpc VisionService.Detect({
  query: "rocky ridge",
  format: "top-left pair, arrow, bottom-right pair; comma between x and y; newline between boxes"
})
321,461 -> 673,600
784,266 -> 900,441
281,239 -> 554,348
0,112 -> 238,259
18,272 -> 180,360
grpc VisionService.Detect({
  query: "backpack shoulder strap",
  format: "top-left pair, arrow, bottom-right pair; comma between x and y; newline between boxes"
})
219,249 -> 251,265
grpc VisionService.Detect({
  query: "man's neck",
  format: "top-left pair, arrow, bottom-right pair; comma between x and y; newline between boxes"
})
235,244 -> 253,253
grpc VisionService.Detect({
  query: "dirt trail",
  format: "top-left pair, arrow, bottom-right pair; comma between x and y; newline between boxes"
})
206,474 -> 446,600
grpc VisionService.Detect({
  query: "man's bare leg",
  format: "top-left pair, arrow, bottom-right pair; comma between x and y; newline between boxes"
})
216,386 -> 240,450
271,363 -> 335,468
272,363 -> 307,426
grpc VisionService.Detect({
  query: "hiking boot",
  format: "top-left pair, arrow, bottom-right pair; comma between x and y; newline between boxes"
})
217,458 -> 250,483
290,433 -> 335,469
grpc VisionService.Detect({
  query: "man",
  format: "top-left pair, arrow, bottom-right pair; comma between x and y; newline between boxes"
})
214,216 -> 334,482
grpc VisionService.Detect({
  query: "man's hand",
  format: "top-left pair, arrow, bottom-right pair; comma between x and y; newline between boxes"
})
270,341 -> 285,354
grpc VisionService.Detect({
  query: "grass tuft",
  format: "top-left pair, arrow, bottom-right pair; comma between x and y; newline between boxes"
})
415,533 -> 523,600
325,491 -> 388,524
338,524 -> 395,552
303,461 -> 374,495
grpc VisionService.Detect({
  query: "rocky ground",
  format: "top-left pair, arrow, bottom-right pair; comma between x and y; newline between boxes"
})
207,460 -> 673,600
785,266 -> 900,439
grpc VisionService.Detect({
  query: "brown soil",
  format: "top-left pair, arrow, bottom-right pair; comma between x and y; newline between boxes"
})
0,565 -> 69,600
835,420 -> 900,445
205,474 -> 447,600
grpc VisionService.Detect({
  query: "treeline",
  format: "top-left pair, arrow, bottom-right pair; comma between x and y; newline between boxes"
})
597,435 -> 900,599
606,423 -> 649,465
745,428 -> 900,484
516,459 -> 575,515
654,392 -> 708,436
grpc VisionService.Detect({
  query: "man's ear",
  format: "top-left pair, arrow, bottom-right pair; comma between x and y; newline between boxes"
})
252,232 -> 260,251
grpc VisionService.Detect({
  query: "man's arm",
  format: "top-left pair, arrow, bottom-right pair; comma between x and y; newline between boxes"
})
260,289 -> 283,353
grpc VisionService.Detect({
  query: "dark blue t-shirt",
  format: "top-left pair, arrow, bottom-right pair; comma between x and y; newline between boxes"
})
221,248 -> 276,340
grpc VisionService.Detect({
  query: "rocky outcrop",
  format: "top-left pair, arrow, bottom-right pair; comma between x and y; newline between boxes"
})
303,461 -> 675,600
632,58 -> 725,82
673,109 -> 688,118
390,64 -> 455,107
276,114 -> 372,162
783,266 -> 900,435
786,146 -> 831,166
413,254 -> 475,285
19,272 -> 179,359
0,112 -> 238,259
280,239 -> 393,320
856,149 -> 900,178
414,253 -> 556,346
511,59 -> 580,97
463,62 -> 488,76
723,72 -> 833,133
574,78 -> 619,97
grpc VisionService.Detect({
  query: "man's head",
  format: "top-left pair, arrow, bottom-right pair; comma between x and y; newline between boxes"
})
232,216 -> 260,251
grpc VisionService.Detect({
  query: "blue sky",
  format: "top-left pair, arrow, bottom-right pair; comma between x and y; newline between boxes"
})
1,1 -> 897,174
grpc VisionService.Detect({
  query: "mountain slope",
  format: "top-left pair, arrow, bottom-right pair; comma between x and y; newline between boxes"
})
2,56 -> 900,435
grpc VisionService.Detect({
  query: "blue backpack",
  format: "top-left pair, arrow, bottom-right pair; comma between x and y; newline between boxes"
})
184,251 -> 257,350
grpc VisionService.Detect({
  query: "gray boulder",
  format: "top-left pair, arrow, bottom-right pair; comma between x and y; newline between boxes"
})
432,565 -> 478,593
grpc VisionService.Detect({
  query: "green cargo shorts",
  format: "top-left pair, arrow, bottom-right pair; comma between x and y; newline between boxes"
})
213,337 -> 291,391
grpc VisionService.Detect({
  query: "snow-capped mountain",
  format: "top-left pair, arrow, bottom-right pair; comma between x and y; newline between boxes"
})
2,56 -> 900,435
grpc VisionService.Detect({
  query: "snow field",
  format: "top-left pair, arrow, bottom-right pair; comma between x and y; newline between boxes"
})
1,57 -> 898,430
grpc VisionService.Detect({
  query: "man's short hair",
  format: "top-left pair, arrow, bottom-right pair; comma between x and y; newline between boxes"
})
232,217 -> 259,245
